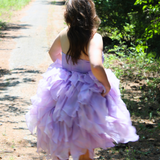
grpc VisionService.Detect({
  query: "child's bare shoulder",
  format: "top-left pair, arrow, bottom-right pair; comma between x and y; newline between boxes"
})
90,33 -> 103,48
60,27 -> 68,37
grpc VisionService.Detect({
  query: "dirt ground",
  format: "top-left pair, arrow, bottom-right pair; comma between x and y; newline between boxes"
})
0,0 -> 66,159
0,0 -> 160,160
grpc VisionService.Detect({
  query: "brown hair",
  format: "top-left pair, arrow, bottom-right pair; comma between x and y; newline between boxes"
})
64,0 -> 101,64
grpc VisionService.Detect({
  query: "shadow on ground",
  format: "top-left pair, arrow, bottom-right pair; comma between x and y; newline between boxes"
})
49,1 -> 65,5
0,22 -> 31,39
0,68 -> 10,78
0,67 -> 42,117
0,67 -> 42,91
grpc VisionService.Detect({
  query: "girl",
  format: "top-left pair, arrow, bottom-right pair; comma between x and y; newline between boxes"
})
26,0 -> 139,159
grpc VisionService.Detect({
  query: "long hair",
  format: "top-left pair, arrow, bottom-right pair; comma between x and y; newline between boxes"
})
64,0 -> 101,64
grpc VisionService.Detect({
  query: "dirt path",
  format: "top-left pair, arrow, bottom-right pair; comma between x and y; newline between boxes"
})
0,0 -> 66,159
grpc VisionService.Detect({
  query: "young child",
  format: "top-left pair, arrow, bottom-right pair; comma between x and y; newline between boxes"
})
26,0 -> 139,159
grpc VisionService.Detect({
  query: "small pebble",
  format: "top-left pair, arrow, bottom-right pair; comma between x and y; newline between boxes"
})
152,119 -> 155,123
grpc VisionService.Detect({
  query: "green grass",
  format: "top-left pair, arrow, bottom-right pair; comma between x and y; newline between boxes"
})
0,0 -> 31,11
103,49 -> 160,91
0,0 -> 31,31
0,0 -> 31,21
104,49 -> 160,81
103,48 -> 160,120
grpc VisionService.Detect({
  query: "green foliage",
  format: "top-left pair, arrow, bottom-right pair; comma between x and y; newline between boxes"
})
94,0 -> 160,58
104,49 -> 160,78
0,0 -> 31,21
103,51 -> 160,124
0,0 -> 31,10
134,0 -> 160,58
94,0 -> 137,30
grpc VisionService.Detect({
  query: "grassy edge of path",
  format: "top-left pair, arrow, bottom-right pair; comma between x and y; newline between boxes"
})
0,0 -> 32,29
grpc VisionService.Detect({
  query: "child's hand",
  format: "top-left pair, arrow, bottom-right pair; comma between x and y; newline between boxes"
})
101,88 -> 110,97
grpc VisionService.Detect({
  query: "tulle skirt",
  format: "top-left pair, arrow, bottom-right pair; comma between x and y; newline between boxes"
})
26,59 -> 139,160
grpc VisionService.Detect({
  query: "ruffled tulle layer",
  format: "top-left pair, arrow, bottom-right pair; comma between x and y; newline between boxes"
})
26,59 -> 139,160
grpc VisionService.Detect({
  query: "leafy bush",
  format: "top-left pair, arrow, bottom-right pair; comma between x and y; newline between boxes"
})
94,0 -> 160,58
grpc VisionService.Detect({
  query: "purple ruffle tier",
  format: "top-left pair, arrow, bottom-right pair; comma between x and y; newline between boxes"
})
26,59 -> 139,160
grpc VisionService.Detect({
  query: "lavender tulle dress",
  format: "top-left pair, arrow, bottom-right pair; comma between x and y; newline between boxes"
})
26,52 -> 139,160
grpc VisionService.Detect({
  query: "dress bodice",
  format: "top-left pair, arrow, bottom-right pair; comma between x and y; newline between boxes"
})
62,52 -> 91,73
62,52 -> 104,73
